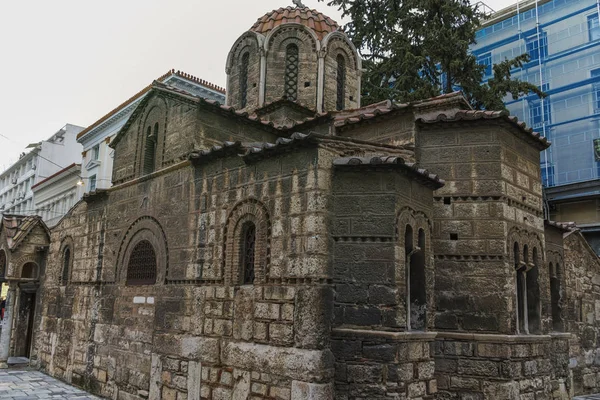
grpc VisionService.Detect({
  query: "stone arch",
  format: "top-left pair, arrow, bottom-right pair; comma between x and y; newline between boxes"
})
223,199 -> 271,285
264,24 -> 320,107
322,32 -> 361,110
59,236 -> 74,285
21,262 -> 39,279
136,96 -> 168,177
225,31 -> 263,111
117,216 -> 168,285
322,31 -> 361,71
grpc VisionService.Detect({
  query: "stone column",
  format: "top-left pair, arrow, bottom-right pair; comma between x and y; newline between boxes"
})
258,47 -> 267,108
0,282 -> 16,368
316,49 -> 326,113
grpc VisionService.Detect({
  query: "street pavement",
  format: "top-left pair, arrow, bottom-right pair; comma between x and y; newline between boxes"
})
0,369 -> 99,399
1,368 -> 600,399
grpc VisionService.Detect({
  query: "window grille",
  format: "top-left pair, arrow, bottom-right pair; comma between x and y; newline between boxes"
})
240,52 -> 249,108
284,44 -> 299,101
61,247 -> 71,284
336,54 -> 346,111
241,222 -> 256,284
127,240 -> 157,285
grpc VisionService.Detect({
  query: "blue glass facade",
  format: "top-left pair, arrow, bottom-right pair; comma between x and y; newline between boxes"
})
471,0 -> 600,187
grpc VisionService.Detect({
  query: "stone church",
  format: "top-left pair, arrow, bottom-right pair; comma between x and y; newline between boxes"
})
2,4 -> 600,400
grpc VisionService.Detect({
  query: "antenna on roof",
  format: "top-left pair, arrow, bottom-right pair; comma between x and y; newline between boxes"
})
292,0 -> 306,7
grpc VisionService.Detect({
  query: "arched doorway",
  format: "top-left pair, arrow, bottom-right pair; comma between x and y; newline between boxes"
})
15,262 -> 39,358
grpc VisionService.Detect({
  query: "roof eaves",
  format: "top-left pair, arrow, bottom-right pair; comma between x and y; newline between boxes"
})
243,132 -> 319,163
333,156 -> 445,189
188,141 -> 244,165
416,110 -> 551,150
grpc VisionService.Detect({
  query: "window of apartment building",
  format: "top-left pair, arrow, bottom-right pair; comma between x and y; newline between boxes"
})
92,144 -> 100,161
477,52 -> 492,77
89,175 -> 97,192
529,99 -> 551,127
541,163 -> 555,187
589,14 -> 600,41
526,32 -> 547,61
592,69 -> 600,112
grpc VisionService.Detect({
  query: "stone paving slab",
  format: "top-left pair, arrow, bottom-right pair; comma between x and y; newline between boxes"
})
0,369 -> 100,399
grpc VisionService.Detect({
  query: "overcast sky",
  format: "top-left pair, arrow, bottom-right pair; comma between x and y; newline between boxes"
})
0,0 -> 515,171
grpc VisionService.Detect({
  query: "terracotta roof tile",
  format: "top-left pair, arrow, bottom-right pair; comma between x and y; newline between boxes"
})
416,109 -> 550,150
250,6 -> 340,40
333,156 -> 445,189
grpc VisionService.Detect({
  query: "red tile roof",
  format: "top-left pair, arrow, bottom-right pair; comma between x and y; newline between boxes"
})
250,7 -> 340,40
76,70 -> 225,140
416,109 -> 550,149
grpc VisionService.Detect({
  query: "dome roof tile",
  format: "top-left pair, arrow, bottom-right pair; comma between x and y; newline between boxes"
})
250,6 -> 340,40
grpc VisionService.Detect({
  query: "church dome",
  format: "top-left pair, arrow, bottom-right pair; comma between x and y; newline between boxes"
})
250,6 -> 340,40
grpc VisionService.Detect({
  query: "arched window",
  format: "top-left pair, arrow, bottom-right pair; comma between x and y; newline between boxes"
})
526,248 -> 541,334
21,262 -> 38,279
241,222 -> 256,284
0,250 -> 6,279
61,247 -> 71,285
514,242 -> 526,333
240,52 -> 249,108
143,124 -> 157,175
408,228 -> 427,331
284,44 -> 299,101
336,54 -> 346,111
127,240 -> 157,286
550,262 -> 563,331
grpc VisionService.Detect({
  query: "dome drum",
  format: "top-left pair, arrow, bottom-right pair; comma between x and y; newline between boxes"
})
225,6 -> 361,114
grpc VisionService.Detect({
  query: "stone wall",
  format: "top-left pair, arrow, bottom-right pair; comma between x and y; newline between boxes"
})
112,92 -> 277,186
434,333 -> 570,399
330,166 -> 438,399
563,231 -> 600,395
35,142 -> 365,399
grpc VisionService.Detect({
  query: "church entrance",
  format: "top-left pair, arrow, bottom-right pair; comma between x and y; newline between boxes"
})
14,286 -> 37,358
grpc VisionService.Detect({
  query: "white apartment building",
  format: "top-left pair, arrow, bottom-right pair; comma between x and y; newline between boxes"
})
31,163 -> 81,227
77,70 -> 226,194
0,124 -> 84,218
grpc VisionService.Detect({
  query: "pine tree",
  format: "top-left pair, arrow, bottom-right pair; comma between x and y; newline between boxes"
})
321,0 -> 544,109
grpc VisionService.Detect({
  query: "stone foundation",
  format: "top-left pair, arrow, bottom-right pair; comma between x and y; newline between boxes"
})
434,332 -> 571,399
332,329 -> 437,399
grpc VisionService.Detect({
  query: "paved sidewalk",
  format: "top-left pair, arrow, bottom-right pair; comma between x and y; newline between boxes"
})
0,369 -> 99,399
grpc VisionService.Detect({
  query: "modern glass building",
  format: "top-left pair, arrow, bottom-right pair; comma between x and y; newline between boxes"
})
471,0 -> 600,251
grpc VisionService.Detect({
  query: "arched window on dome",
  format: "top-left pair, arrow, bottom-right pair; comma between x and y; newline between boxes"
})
284,44 -> 299,101
240,52 -> 249,108
336,54 -> 346,110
